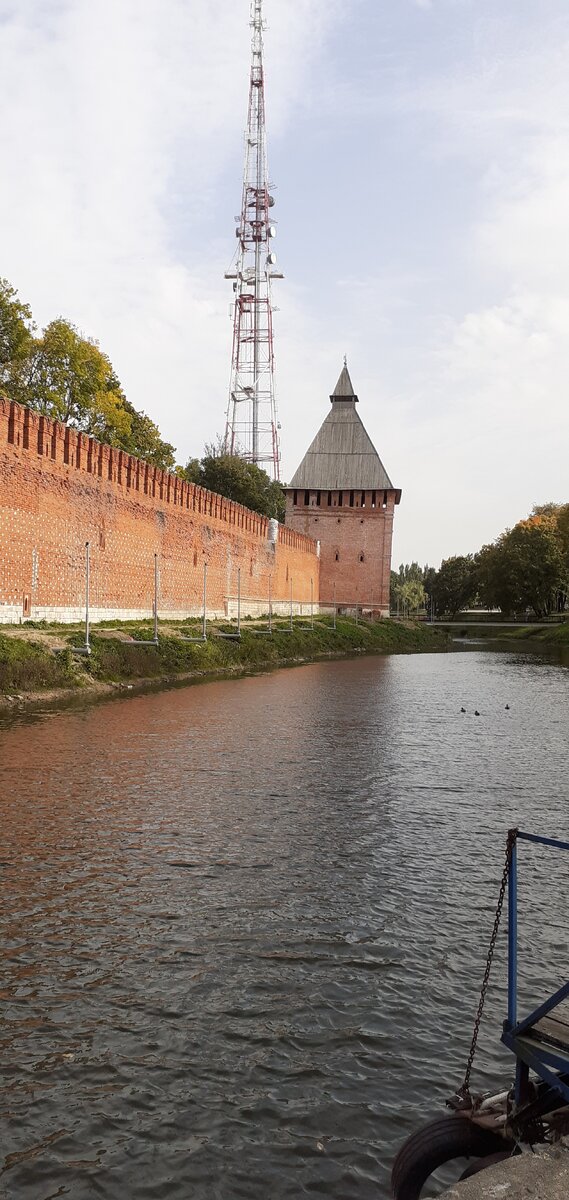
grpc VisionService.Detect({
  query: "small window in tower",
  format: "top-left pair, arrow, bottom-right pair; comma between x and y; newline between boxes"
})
304,490 -> 310,505
371,491 -> 376,509
349,490 -> 354,507
293,490 -> 297,505
335,551 -> 340,562
316,491 -> 321,507
359,553 -> 365,563
338,491 -> 343,507
361,491 -> 366,507
383,490 -> 388,509
327,491 -> 332,506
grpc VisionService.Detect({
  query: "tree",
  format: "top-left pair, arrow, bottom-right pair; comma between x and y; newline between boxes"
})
118,400 -> 176,471
18,319 -> 129,437
179,451 -> 285,521
390,562 -> 427,614
476,542 -> 519,616
476,514 -> 567,617
0,278 -> 35,392
431,555 -> 477,617
502,516 -> 565,617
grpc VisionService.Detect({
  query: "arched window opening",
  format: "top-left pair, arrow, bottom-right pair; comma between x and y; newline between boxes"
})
335,551 -> 340,562
359,553 -> 365,563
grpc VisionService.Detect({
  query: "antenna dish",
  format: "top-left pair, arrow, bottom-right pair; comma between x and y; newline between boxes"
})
267,252 -> 277,265
268,225 -> 276,238
268,195 -> 275,207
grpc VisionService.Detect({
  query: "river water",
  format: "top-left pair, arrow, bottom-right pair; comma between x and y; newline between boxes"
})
1,647 -> 569,1200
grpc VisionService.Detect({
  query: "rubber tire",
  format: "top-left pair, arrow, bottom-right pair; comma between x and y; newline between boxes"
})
391,1115 -> 514,1200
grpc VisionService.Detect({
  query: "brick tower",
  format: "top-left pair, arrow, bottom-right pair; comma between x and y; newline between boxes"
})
284,364 -> 401,616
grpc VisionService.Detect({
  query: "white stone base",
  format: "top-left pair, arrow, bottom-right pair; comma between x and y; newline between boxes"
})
0,600 -> 322,626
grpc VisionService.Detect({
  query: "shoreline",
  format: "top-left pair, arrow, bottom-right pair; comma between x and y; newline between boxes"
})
0,617 -> 447,716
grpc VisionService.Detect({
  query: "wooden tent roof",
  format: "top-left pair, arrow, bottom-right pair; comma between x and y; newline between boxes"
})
287,366 -> 399,495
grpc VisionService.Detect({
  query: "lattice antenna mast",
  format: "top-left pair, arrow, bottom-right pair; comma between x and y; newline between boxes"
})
224,0 -> 282,480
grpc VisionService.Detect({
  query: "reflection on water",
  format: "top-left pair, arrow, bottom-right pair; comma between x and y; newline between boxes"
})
1,650 -> 568,1199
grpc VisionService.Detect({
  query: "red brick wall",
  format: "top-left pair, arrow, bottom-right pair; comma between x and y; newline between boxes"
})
285,488 -> 397,614
0,399 -> 319,622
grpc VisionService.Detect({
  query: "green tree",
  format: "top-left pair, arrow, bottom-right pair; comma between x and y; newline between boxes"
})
118,399 -> 176,470
476,514 -> 567,617
476,541 -> 519,616
390,562 -> 427,614
0,278 -> 35,393
431,555 -> 477,617
19,319 -> 128,436
503,516 -> 565,617
179,451 -> 285,521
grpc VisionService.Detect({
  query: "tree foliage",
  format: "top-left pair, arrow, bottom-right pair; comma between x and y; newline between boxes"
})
430,555 -> 478,618
476,514 -> 566,617
424,504 -> 569,619
390,562 -> 429,614
0,278 -> 176,470
0,278 -> 35,380
179,450 -> 285,521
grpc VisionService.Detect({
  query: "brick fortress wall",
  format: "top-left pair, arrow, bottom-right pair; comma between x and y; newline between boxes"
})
0,399 -> 319,624
285,488 -> 396,615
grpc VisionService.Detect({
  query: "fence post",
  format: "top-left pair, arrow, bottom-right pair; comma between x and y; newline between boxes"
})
237,567 -> 241,636
85,541 -> 91,650
310,577 -> 314,629
290,577 -> 293,632
153,553 -> 159,642
333,581 -> 336,631
202,562 -> 208,640
268,575 -> 272,633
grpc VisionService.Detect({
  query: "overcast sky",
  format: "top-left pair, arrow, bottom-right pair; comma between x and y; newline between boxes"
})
1,0 -> 568,566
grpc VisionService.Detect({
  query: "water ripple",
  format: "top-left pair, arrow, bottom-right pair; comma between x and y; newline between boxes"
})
1,649 -> 569,1198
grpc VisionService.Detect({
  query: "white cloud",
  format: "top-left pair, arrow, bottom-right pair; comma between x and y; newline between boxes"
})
2,0 -> 569,566
0,0 -> 346,462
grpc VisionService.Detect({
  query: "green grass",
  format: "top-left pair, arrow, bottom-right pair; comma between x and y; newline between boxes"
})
499,622 -> 569,645
0,617 -> 447,698
0,634 -> 77,692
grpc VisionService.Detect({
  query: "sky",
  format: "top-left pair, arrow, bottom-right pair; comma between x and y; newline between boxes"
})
1,0 -> 568,567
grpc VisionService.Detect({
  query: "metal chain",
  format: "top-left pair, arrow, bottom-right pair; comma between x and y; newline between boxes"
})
459,828 -> 517,1099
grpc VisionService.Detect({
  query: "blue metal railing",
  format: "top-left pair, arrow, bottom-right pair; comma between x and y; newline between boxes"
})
503,829 -> 569,1104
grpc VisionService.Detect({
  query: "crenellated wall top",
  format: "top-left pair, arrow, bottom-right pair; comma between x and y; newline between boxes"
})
0,397 -> 317,555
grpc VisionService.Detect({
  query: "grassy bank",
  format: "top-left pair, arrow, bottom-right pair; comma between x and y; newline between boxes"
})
495,623 -> 569,645
450,621 -> 569,646
0,616 -> 447,707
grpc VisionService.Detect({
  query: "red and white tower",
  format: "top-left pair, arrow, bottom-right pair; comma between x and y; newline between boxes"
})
224,0 -> 282,480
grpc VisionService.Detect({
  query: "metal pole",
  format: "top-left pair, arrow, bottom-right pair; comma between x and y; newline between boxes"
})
290,577 -> 293,631
507,837 -> 518,1031
268,575 -> 272,633
85,541 -> 90,650
202,562 -> 208,640
333,582 -> 336,631
237,567 -> 241,636
153,553 -> 159,642
310,577 -> 314,629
